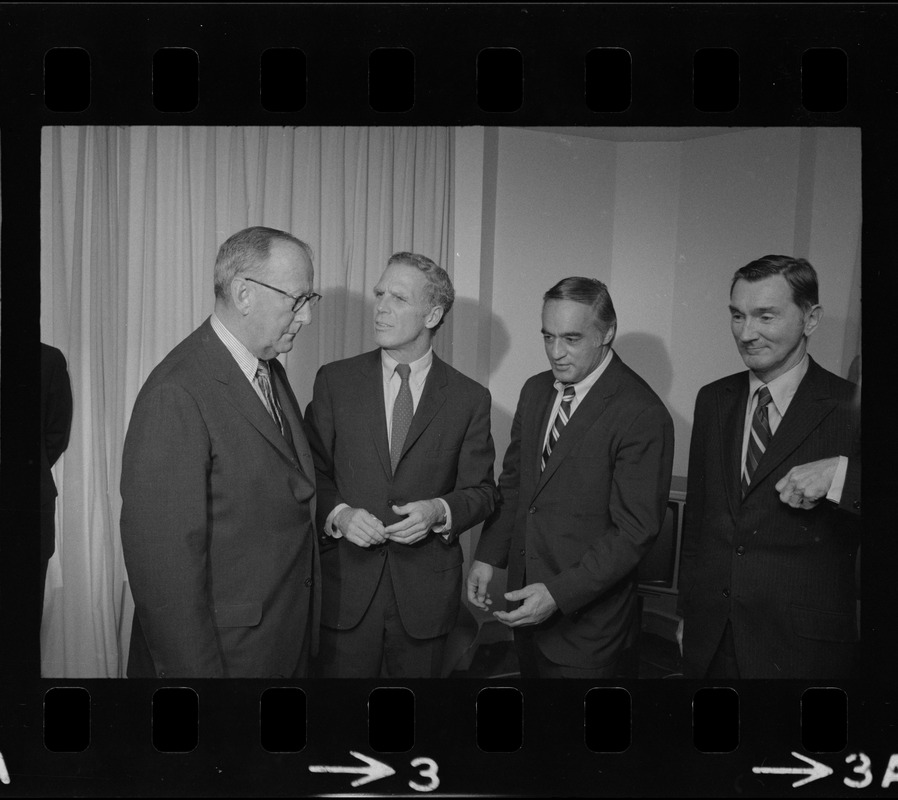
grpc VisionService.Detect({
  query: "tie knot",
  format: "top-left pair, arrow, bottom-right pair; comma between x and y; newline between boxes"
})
561,385 -> 575,402
756,385 -> 772,408
257,361 -> 271,380
395,363 -> 411,382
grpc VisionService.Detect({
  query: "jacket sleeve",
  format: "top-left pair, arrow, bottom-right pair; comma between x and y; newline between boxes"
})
676,388 -> 709,616
474,390 -> 525,569
440,387 -> 498,542
544,401 -> 675,616
304,366 -> 344,533
44,349 -> 74,467
120,381 -> 224,677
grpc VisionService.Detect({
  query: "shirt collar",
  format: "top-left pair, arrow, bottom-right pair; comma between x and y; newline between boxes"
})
211,312 -> 262,382
381,347 -> 433,386
748,353 -> 809,415
554,348 -> 615,399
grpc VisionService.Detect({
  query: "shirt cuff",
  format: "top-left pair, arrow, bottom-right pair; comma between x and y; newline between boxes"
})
433,498 -> 452,539
826,456 -> 849,504
325,503 -> 350,538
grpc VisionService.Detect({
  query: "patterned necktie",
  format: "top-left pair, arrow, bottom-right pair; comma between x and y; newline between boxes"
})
390,363 -> 414,474
542,385 -> 576,471
742,385 -> 772,496
256,361 -> 285,437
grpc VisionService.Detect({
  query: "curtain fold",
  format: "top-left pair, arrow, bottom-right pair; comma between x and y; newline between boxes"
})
40,126 -> 453,677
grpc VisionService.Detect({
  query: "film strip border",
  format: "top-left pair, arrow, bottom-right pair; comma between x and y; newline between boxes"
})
2,2 -> 898,797
8,680 -> 898,796
0,3 -> 892,124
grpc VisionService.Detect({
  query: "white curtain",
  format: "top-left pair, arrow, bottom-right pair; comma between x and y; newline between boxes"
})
40,126 -> 453,677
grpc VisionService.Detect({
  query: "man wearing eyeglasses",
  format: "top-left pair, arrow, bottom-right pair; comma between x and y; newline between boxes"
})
121,226 -> 321,678
305,253 -> 498,678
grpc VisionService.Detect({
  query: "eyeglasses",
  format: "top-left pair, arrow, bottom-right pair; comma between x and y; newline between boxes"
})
245,277 -> 322,313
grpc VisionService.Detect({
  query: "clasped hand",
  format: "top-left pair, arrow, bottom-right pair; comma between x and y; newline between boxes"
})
336,500 -> 443,547
774,457 -> 839,510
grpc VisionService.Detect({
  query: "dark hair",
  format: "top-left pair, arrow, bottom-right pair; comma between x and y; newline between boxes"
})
214,226 -> 314,300
731,255 -> 819,312
543,276 -> 617,340
387,252 -> 455,332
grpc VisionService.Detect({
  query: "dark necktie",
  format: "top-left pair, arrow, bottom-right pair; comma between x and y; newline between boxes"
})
742,385 -> 772,496
541,385 -> 576,471
256,361 -> 285,437
390,363 -> 414,474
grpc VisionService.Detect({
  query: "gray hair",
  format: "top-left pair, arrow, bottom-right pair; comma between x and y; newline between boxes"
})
387,252 -> 455,332
213,226 -> 314,300
731,255 -> 819,312
543,276 -> 617,342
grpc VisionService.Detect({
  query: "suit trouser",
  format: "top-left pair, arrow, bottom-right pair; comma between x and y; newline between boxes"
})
706,619 -> 741,679
316,563 -> 446,678
514,627 -> 619,679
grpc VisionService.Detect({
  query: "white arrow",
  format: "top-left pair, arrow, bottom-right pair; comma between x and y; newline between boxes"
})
309,751 -> 396,788
753,751 -> 833,788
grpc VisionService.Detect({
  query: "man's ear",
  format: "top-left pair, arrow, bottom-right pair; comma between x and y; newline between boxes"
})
232,278 -> 252,315
601,323 -> 616,346
425,305 -> 444,331
804,304 -> 823,337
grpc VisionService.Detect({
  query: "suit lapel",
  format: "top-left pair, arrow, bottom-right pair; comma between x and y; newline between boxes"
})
399,354 -> 448,462
716,374 -> 750,517
531,358 -> 624,499
361,351 -> 392,478
199,319 -> 299,465
745,359 -> 837,496
270,360 -> 315,481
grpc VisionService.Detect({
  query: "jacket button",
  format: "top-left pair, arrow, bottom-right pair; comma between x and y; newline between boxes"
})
304,577 -> 313,587
158,671 -> 167,678
736,545 -> 745,556
529,506 -> 537,514
519,548 -> 526,556
853,500 -> 861,510
722,589 -> 730,598
380,549 -> 386,558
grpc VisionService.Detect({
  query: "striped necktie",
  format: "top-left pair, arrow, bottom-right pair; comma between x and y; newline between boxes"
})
256,361 -> 285,437
542,385 -> 576,471
742,385 -> 772,496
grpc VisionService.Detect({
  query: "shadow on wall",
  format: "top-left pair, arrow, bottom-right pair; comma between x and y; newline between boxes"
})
446,295 -> 514,592
613,332 -> 689,479
286,286 -> 380,413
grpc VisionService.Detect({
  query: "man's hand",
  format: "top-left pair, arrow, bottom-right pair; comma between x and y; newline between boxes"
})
775,457 -> 839,509
334,507 -> 387,548
493,582 -> 558,627
384,499 -> 444,545
466,560 -> 494,610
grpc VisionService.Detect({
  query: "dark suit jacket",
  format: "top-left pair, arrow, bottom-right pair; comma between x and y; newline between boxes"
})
305,349 -> 497,640
120,318 -> 319,678
475,354 -> 675,669
41,343 -> 73,562
679,356 -> 861,679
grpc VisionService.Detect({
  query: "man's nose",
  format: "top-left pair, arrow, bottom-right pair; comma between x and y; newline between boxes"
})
296,304 -> 313,325
738,319 -> 757,340
550,340 -> 565,359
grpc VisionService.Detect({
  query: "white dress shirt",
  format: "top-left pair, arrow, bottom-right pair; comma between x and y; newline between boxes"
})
325,348 -> 452,537
541,348 -> 615,454
211,312 -> 270,403
742,354 -> 847,501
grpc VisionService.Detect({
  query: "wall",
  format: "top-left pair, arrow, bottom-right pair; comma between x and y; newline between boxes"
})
453,126 -> 861,480
451,126 -> 861,617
